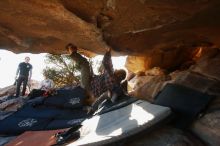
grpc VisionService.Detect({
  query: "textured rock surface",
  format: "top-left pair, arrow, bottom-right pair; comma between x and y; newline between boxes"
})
128,75 -> 168,102
0,0 -> 107,55
0,85 -> 16,97
128,67 -> 169,101
128,57 -> 220,145
172,71 -> 217,93
189,51 -> 220,146
0,81 -> 39,98
126,126 -> 204,146
191,48 -> 220,81
191,110 -> 220,146
125,56 -> 148,73
0,0 -> 220,70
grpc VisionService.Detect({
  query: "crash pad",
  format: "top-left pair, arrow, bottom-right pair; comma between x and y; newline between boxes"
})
154,83 -> 213,128
44,86 -> 86,109
0,87 -> 89,135
67,100 -> 171,146
0,105 -> 88,135
5,129 -> 69,146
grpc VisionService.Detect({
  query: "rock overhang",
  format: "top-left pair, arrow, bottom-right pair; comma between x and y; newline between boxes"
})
0,0 -> 220,70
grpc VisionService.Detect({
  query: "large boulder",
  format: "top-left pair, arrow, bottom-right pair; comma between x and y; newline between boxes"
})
172,71 -> 217,93
129,75 -> 169,102
125,56 -> 149,73
1,1 -> 220,71
128,67 -> 169,101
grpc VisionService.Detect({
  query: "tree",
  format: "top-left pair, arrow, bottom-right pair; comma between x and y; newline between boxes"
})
43,54 -> 80,88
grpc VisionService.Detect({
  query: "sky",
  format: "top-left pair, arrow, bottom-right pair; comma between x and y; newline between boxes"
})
0,50 -> 47,88
0,49 -> 126,88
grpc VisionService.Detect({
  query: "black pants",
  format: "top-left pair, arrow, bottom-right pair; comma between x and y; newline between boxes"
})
16,76 -> 28,97
28,89 -> 45,99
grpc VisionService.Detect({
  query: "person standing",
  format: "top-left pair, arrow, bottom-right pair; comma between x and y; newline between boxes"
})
15,56 -> 32,97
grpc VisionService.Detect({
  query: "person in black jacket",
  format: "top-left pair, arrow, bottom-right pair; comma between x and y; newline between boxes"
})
15,56 -> 32,97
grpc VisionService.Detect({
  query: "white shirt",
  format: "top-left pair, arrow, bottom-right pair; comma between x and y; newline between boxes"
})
40,79 -> 54,90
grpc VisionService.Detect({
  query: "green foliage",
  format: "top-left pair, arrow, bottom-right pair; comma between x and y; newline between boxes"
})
43,54 -> 80,88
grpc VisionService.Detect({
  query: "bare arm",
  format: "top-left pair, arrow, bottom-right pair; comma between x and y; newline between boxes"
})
15,66 -> 19,79
29,69 -> 32,80
102,49 -> 114,75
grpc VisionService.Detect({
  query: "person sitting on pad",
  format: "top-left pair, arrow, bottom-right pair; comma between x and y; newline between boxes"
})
28,72 -> 55,99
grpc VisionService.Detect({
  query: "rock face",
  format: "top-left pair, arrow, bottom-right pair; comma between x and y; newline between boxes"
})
128,67 -> 169,102
0,0 -> 107,55
191,111 -> 220,146
0,0 -> 220,70
0,85 -> 16,97
126,126 -> 205,146
191,48 -> 220,81
127,51 -> 220,146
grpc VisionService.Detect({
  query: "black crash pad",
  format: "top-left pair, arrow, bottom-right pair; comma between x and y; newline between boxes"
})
154,83 -> 213,128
